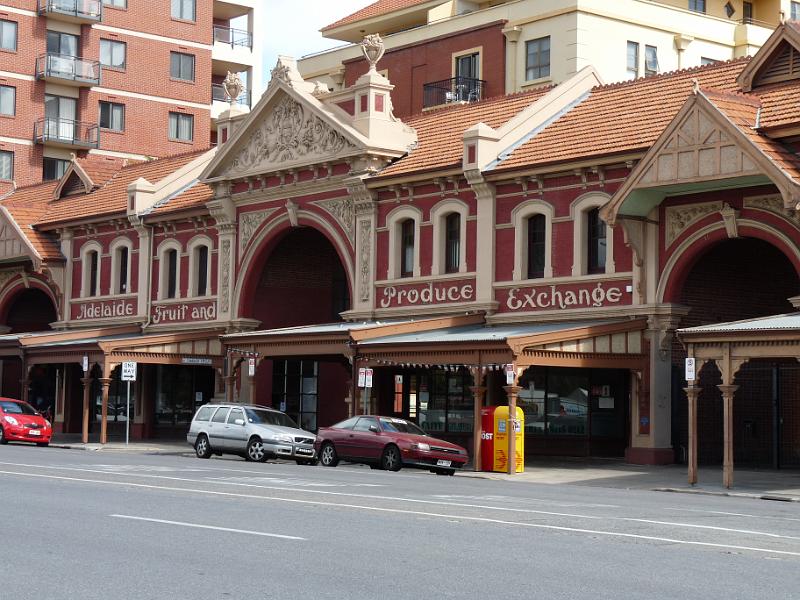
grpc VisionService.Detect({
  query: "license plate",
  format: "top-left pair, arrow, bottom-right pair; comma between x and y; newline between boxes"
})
28,430 -> 41,436
295,447 -> 313,455
436,459 -> 451,467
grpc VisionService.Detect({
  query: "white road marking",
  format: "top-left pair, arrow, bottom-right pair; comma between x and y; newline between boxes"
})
665,507 -> 800,523
1,469 -> 798,558
110,514 -> 306,540
0,461 -> 797,542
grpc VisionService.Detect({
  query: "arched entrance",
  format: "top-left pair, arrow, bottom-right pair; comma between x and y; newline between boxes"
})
1,287 -> 58,402
671,237 -> 800,467
241,227 -> 352,431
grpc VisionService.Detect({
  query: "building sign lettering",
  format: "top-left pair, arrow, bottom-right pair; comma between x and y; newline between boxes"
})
73,299 -> 136,321
502,281 -> 630,312
379,280 -> 475,308
152,301 -> 217,325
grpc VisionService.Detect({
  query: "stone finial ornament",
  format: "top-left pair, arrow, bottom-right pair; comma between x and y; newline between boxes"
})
360,34 -> 385,72
222,71 -> 244,104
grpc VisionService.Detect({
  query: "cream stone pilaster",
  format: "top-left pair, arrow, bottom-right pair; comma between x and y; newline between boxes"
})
347,176 -> 377,315
465,169 -> 496,309
128,217 -> 151,319
208,187 -> 237,323
502,26 -> 522,93
59,228 -> 74,321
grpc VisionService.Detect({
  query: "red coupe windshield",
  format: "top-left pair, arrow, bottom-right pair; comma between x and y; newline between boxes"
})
379,417 -> 426,436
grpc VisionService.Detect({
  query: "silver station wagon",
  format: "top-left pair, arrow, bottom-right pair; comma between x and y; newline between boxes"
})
187,403 -> 318,464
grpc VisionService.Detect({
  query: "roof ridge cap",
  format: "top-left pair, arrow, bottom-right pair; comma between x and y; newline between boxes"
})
593,56 -> 751,92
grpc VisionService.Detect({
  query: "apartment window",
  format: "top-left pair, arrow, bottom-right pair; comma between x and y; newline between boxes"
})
455,52 -> 479,80
701,57 -> 718,66
103,0 -> 127,7
525,36 -> 551,80
741,2 -> 752,20
400,219 -> 415,278
46,31 -> 78,56
115,245 -> 129,294
0,85 -> 14,116
194,244 -> 209,296
527,214 -> 547,279
42,157 -> 69,181
171,0 -> 196,21
0,151 -> 12,181
99,101 -> 125,131
0,20 -> 16,52
86,250 -> 99,297
165,248 -> 178,299
169,112 -> 194,142
645,45 -> 659,77
793,2 -> 800,20
587,208 -> 607,275
626,41 -> 639,80
170,52 -> 195,82
444,213 -> 461,274
688,0 -> 706,13
100,39 -> 126,69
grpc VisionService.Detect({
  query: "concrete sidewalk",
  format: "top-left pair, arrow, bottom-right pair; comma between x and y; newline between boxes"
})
47,436 -> 800,502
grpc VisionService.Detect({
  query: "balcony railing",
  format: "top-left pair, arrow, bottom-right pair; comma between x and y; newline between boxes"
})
423,76 -> 485,109
35,53 -> 101,86
212,83 -> 251,107
34,118 -> 99,148
213,25 -> 253,49
737,17 -> 774,27
37,0 -> 102,22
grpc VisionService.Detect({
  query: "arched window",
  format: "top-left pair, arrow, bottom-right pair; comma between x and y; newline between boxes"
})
110,240 -> 132,295
527,214 -> 546,279
166,248 -> 178,299
444,213 -> 461,273
586,207 -> 607,274
195,244 -> 209,296
87,250 -> 99,297
400,218 -> 415,278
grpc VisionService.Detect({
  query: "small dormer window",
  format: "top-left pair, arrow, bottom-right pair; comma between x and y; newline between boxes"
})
754,42 -> 800,86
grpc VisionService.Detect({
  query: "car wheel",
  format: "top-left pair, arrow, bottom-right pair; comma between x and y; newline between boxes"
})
246,437 -> 268,463
0,426 -> 7,444
380,445 -> 402,472
319,442 -> 339,467
194,435 -> 212,459
36,442 -> 49,448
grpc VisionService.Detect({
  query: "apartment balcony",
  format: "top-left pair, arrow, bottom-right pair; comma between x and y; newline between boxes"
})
422,76 -> 485,109
212,25 -> 254,74
34,118 -> 99,149
35,53 -> 101,87
37,0 -> 102,24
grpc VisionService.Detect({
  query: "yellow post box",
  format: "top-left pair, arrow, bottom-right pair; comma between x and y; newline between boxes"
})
492,405 -> 524,473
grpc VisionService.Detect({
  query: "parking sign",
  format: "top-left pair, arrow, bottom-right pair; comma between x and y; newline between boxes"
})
121,361 -> 137,382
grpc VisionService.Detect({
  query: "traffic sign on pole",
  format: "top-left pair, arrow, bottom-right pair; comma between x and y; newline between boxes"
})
120,361 -> 137,446
121,361 -> 137,382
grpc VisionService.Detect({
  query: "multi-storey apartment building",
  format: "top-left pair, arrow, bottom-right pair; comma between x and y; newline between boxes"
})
299,0 -> 793,119
0,0 -> 262,194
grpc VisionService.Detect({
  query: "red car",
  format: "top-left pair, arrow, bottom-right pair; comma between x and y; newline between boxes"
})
0,399 -> 52,447
315,415 -> 468,475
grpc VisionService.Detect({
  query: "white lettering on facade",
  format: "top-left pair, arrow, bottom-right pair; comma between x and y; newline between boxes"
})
379,282 -> 475,308
506,282 -> 626,311
75,300 -> 135,320
152,302 -> 217,324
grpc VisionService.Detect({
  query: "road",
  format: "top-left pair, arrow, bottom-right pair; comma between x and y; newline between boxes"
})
0,444 -> 798,599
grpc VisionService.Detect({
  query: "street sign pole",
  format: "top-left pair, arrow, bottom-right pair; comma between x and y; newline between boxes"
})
126,380 -> 131,446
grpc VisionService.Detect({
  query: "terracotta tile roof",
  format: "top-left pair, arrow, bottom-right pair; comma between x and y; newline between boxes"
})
75,155 -> 130,187
148,180 -> 213,216
323,0 -> 436,31
377,86 -> 554,178
703,88 -> 800,180
1,182 -> 62,260
37,149 -> 210,227
492,58 -> 750,172
750,80 -> 800,129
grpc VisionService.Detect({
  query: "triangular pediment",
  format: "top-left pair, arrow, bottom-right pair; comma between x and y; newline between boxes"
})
738,22 -> 800,91
604,90 -> 800,224
203,72 -> 370,183
0,207 -> 41,263
53,159 -> 94,200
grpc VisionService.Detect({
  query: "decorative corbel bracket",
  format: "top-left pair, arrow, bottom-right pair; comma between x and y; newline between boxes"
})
719,202 -> 740,238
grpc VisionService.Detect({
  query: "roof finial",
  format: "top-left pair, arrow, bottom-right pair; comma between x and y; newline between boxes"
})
780,10 -> 786,24
692,78 -> 700,95
222,71 -> 244,105
360,34 -> 385,73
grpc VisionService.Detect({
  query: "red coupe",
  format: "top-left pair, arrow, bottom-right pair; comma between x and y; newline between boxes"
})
315,415 -> 468,475
0,399 -> 52,447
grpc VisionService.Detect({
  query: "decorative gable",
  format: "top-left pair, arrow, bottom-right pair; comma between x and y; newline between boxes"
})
638,104 -> 759,187
737,21 -> 800,91
0,207 -> 40,263
753,41 -> 800,87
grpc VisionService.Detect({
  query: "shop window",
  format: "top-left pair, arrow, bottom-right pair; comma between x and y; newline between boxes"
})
171,0 -> 196,21
0,84 -> 15,116
42,157 -> 68,181
393,375 -> 403,413
155,364 -> 214,426
400,218 -> 415,278
525,36 -> 550,81
626,41 -> 639,80
169,112 -> 194,142
272,360 -> 318,431
0,150 -> 12,181
586,207 -> 607,275
412,369 -> 473,434
0,20 -> 17,52
444,213 -> 461,273
82,246 -> 101,297
170,51 -> 195,82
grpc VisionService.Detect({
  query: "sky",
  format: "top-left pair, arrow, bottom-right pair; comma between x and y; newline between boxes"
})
257,0 -> 374,86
